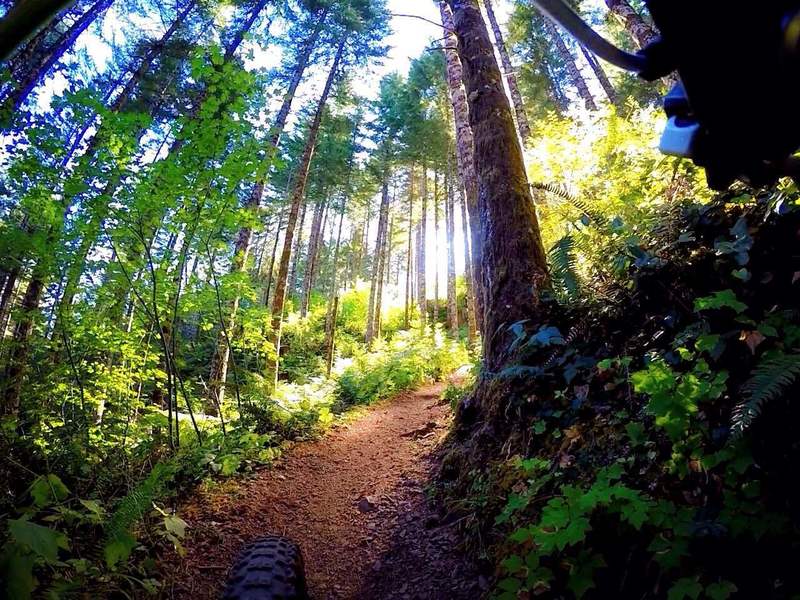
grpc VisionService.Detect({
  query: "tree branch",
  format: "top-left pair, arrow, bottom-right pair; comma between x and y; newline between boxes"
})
389,13 -> 450,32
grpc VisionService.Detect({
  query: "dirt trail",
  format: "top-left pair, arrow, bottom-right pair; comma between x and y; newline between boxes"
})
168,383 -> 484,599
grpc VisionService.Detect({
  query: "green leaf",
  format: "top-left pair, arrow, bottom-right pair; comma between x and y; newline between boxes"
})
705,581 -> 738,600
79,499 -> 106,520
104,530 -> 137,568
218,455 -> 241,476
8,519 -> 68,564
497,577 -> 522,593
163,515 -> 188,540
667,577 -> 703,600
501,554 -> 524,574
29,475 -> 70,508
695,334 -> 721,355
625,422 -> 646,446
567,551 -> 606,599
0,545 -> 37,600
509,526 -> 533,543
694,290 -> 747,313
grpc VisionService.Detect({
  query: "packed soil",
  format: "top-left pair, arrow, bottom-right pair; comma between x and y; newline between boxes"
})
166,383 -> 484,599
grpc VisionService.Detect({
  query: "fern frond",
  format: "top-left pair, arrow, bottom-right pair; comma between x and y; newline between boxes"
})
733,352 -> 800,435
548,235 -> 580,301
106,462 -> 175,545
532,182 -> 609,228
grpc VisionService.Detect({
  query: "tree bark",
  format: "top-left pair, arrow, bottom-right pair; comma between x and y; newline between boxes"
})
416,164 -> 427,327
300,198 -> 328,317
4,0 -> 113,111
288,199 -> 308,295
446,0 -> 550,374
545,20 -> 597,111
433,171 -> 440,323
440,1 -> 483,331
458,182 -> 478,344
604,0 -> 657,49
267,37 -> 346,387
580,45 -> 617,105
445,160 -> 459,336
262,208 -> 285,305
224,0 -> 272,60
0,267 -> 19,338
366,175 -> 390,346
376,212 -> 391,338
2,273 -> 45,415
483,0 -> 531,142
404,166 -> 415,328
348,222 -> 362,288
603,0 -> 678,89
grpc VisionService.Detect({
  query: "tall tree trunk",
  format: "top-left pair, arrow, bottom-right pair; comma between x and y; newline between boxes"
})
268,37 -> 346,386
580,45 -> 617,105
433,172 -> 440,323
603,0 -> 678,88
224,0 -> 272,60
366,175 -> 390,346
404,166 -> 415,329
0,267 -> 19,337
445,160 -> 458,336
300,198 -> 327,317
416,164 -> 428,327
288,200 -> 308,296
323,201 -> 347,376
545,20 -> 597,111
206,14 -> 325,404
446,0 -> 550,376
348,222 -> 362,288
2,8 -> 59,81
2,273 -> 45,415
604,0 -> 657,49
4,0 -> 113,111
459,183 -> 478,344
375,212 -> 391,339
483,0 -> 531,142
440,1 -> 483,331
262,208 -> 285,305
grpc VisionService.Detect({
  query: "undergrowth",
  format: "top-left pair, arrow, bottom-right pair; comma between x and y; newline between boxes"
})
439,185 -> 800,599
0,327 -> 467,598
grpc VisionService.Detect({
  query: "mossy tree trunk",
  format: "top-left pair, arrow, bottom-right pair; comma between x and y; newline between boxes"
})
446,0 -> 550,379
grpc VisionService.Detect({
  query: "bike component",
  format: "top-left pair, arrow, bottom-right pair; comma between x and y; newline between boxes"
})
644,1 -> 800,189
531,0 -> 648,72
533,0 -> 800,190
223,536 -> 308,600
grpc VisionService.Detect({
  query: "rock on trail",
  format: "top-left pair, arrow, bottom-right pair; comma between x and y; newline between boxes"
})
167,383 -> 483,599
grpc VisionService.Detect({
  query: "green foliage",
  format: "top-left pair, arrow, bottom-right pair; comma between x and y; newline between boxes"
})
631,359 -> 727,443
532,182 -> 609,228
105,463 -> 176,568
548,235 -> 581,301
694,289 -> 747,313
733,351 -> 800,435
335,327 -> 469,408
497,464 -> 657,598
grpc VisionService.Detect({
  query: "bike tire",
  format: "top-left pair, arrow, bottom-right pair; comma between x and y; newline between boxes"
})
222,535 -> 308,600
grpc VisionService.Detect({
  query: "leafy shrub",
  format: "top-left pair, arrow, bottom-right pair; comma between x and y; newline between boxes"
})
334,327 -> 469,409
